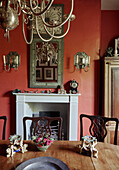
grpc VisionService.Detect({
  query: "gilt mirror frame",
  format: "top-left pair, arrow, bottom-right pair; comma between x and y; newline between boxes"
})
30,38 -> 64,88
29,4 -> 64,88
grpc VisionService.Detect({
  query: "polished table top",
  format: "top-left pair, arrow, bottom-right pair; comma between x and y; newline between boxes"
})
0,140 -> 119,170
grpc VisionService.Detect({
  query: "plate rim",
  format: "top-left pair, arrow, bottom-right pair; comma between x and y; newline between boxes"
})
15,156 -> 69,170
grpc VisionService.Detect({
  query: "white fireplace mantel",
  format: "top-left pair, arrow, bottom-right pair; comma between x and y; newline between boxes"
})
13,93 -> 81,141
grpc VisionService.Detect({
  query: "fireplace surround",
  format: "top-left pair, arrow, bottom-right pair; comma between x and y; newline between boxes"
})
13,93 -> 81,140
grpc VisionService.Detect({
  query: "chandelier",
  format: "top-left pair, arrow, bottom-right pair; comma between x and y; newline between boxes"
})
0,0 -> 75,44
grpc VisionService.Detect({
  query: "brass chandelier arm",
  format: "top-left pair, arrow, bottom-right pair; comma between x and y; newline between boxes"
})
29,0 -> 54,16
43,19 -> 71,39
40,0 -> 74,28
22,13 -> 33,44
17,0 -> 53,16
17,0 -> 33,15
16,2 -> 21,16
36,16 -> 54,42
5,0 -> 9,10
84,66 -> 89,72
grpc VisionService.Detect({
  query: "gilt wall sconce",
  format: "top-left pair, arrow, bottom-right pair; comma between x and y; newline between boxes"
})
74,52 -> 90,72
3,51 -> 20,72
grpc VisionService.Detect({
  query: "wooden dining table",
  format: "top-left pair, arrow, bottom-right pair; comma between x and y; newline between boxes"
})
0,140 -> 119,170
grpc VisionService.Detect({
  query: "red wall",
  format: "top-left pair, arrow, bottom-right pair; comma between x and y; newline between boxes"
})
0,0 -> 101,139
101,10 -> 119,57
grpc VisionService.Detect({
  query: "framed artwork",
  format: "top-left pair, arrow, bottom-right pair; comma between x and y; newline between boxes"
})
44,68 -> 53,80
30,38 -> 64,88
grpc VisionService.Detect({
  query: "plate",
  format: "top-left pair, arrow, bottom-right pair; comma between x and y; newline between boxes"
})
15,157 -> 69,170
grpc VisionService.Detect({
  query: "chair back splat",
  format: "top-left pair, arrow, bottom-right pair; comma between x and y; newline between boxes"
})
80,114 -> 118,145
0,116 -> 7,140
23,116 -> 62,140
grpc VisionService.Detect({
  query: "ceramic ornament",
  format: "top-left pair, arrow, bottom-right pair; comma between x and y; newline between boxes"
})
77,135 -> 98,158
6,135 -> 28,157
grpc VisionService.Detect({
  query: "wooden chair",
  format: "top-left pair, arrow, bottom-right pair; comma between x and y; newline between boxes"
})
23,116 -> 62,140
80,114 -> 119,145
0,116 -> 7,140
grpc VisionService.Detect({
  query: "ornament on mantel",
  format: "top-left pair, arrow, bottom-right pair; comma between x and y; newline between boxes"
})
58,85 -> 66,94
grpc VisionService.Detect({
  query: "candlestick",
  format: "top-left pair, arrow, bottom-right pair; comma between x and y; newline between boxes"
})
115,39 -> 117,51
117,38 -> 119,48
117,38 -> 119,55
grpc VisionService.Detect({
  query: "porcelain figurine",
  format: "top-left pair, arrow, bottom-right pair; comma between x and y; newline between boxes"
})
77,135 -> 98,158
6,135 -> 28,157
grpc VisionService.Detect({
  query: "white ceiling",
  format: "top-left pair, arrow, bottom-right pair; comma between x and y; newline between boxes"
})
101,0 -> 119,10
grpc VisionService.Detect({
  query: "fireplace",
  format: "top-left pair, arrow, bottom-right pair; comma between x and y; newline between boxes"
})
13,93 -> 81,140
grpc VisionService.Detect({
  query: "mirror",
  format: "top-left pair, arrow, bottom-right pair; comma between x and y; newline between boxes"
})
30,38 -> 64,88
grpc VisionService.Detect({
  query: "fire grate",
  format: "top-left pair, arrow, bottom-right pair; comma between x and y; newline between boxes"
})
28,111 -> 63,140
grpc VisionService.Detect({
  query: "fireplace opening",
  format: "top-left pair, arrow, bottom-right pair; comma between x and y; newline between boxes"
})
27,111 -> 65,140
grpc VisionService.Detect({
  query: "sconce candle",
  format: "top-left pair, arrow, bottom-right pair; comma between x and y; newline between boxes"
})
76,55 -> 79,64
3,55 -> 6,65
88,56 -> 90,65
16,56 -> 18,65
82,57 -> 85,64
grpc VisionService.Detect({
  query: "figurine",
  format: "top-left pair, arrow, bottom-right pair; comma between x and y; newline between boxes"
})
58,85 -> 66,94
48,89 -> 51,94
77,135 -> 98,158
6,135 -> 28,157
105,47 -> 113,57
12,89 -> 21,94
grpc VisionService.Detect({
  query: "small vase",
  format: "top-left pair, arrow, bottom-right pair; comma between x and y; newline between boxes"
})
36,144 -> 50,152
